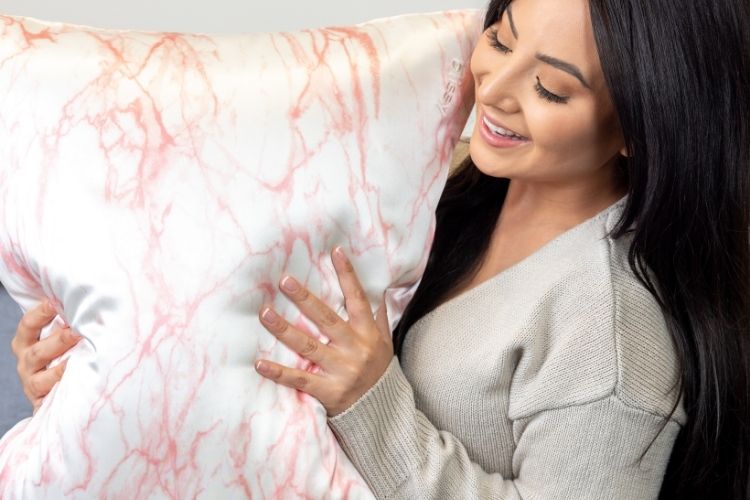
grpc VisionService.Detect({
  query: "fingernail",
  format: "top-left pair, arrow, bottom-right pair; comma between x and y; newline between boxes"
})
281,276 -> 299,292
62,328 -> 81,344
261,307 -> 278,323
334,246 -> 345,259
255,361 -> 274,376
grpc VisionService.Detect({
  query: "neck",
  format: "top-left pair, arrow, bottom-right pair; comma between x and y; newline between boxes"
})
500,162 -> 627,231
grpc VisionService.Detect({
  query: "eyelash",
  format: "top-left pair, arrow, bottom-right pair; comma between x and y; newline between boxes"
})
485,28 -> 512,55
485,27 -> 570,105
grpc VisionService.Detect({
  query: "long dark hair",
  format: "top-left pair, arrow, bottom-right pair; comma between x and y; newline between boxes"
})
392,1 -> 750,497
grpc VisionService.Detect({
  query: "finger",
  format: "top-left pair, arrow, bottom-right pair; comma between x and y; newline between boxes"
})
278,275 -> 352,345
331,247 -> 374,329
255,359 -> 327,399
259,305 -> 338,367
375,294 -> 392,342
23,326 -> 81,373
26,359 -> 67,400
12,300 -> 57,355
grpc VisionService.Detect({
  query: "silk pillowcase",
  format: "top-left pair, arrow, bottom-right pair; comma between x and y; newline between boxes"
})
0,10 -> 480,499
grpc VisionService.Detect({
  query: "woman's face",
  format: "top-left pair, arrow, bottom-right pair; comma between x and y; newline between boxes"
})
469,0 -> 626,186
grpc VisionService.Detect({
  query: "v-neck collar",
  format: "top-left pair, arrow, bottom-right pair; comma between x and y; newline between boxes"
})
411,194 -> 629,328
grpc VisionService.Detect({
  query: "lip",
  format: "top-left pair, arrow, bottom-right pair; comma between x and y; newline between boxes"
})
478,109 -> 531,148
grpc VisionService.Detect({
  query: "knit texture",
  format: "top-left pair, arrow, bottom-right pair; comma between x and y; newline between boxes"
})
328,195 -> 686,499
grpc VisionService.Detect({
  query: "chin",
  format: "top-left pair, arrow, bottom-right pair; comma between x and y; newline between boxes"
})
467,134 -> 516,179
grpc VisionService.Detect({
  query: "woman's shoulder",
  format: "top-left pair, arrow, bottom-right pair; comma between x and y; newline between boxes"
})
508,226 -> 685,424
605,231 -> 686,423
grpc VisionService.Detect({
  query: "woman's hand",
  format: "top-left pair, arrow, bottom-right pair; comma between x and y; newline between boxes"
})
254,246 -> 394,418
10,300 -> 81,413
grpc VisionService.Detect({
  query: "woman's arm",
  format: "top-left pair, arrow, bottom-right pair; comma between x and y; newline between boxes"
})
10,300 -> 81,412
249,248 -> 680,498
328,356 -> 681,500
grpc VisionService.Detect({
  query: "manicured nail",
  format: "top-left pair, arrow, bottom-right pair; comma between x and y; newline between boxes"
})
261,307 -> 278,323
281,276 -> 299,292
255,361 -> 274,376
334,246 -> 347,261
63,328 -> 81,342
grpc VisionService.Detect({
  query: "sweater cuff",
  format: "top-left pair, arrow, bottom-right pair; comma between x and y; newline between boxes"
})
327,356 -> 423,496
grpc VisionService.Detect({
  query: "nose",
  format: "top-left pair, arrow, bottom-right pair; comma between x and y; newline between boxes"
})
475,64 -> 522,115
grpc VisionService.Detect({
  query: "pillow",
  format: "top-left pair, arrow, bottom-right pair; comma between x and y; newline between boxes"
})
0,10 -> 481,498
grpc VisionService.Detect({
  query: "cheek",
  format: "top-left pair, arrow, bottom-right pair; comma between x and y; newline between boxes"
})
469,44 -> 481,79
469,41 -> 494,90
525,101 -> 620,167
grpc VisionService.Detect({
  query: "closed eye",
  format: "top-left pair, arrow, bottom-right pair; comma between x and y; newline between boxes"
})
486,27 -> 511,54
535,76 -> 570,104
485,27 -> 570,105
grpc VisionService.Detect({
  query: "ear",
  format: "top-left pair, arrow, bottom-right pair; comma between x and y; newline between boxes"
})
619,145 -> 630,158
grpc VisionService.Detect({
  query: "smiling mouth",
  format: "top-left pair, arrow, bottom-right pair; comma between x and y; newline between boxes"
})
481,115 -> 529,141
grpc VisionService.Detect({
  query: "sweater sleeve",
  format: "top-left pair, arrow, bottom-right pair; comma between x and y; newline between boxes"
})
327,356 -> 682,500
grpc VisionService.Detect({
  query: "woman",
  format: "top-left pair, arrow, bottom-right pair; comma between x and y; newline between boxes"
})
11,0 -> 750,497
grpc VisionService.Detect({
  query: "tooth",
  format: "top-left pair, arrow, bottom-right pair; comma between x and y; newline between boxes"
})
484,116 -> 523,139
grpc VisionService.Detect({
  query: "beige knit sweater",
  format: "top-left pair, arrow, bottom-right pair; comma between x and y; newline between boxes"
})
328,195 -> 686,499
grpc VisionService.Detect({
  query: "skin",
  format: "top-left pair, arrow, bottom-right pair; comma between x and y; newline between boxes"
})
471,0 -> 627,199
458,0 -> 629,292
10,301 -> 82,413
12,0 -> 630,417
254,247 -> 393,417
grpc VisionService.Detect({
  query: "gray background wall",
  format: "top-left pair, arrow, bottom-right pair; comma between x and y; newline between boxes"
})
0,288 -> 25,435
0,0 -> 485,33
0,0 -> 484,435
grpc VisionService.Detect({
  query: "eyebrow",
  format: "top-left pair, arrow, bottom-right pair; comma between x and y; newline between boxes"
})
505,3 -> 592,90
535,53 -> 591,89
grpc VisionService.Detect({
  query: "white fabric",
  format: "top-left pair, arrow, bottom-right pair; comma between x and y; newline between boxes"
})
0,10 -> 482,498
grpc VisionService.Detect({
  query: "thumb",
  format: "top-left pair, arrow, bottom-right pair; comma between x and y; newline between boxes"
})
374,293 -> 391,341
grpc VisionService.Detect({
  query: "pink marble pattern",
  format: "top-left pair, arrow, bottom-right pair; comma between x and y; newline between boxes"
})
0,9 -> 481,498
